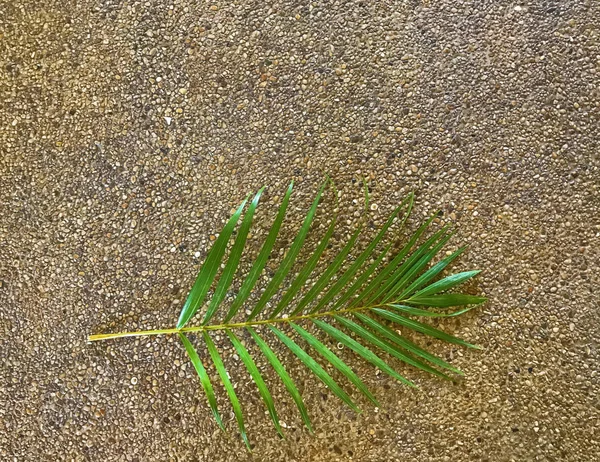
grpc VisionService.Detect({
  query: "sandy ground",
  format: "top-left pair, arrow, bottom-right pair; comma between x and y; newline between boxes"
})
1,0 -> 599,461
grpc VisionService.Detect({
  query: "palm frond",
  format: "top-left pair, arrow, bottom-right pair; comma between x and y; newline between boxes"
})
89,180 -> 487,448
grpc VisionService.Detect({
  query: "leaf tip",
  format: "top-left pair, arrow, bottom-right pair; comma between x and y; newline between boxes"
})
240,430 -> 251,450
406,380 -> 418,389
214,415 -> 226,431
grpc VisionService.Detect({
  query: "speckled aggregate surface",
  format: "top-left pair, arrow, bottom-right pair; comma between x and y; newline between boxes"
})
1,0 -> 599,461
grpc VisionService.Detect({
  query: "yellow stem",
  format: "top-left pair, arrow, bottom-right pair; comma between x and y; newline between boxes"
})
88,304 -> 385,342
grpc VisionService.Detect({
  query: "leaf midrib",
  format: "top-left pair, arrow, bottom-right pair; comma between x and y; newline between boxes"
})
88,302 -> 397,341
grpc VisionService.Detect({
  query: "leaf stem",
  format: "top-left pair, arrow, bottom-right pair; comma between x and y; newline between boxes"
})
88,304 -> 386,342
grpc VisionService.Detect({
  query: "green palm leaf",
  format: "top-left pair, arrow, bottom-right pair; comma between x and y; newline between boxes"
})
222,182 -> 294,323
246,327 -> 313,432
351,313 -> 452,378
353,312 -> 463,375
313,318 -> 415,388
202,188 -> 265,325
226,330 -> 282,436
179,333 -> 224,429
89,181 -> 487,447
249,181 -> 328,321
290,322 -> 378,406
203,331 -> 249,447
176,197 -> 249,329
270,325 -> 359,412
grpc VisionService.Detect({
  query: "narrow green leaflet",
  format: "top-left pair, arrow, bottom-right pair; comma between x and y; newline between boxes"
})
411,270 -> 481,298
406,294 -> 487,307
288,225 -> 362,317
383,232 -> 454,303
352,313 -> 454,377
396,246 -> 467,300
203,332 -> 249,448
226,330 -> 282,436
290,322 -> 378,406
203,188 -> 265,325
247,327 -> 312,432
350,209 -> 434,308
353,312 -> 462,375
178,333 -> 224,429
249,181 -> 327,321
372,308 -> 480,349
386,304 -> 476,317
310,200 -> 409,314
269,326 -> 359,412
177,196 -> 249,328
331,243 -> 393,311
272,211 -> 337,318
334,315 -> 449,380
363,222 -> 450,306
312,319 -> 415,388
222,183 -> 294,323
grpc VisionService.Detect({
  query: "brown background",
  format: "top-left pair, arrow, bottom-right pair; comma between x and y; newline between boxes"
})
1,0 -> 598,460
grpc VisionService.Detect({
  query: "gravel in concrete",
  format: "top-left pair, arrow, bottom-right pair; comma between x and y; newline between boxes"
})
1,0 -> 599,461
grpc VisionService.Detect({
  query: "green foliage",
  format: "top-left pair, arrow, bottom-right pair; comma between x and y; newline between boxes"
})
90,180 -> 487,448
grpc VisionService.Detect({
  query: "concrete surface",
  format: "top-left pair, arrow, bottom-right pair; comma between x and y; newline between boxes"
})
1,0 -> 599,461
